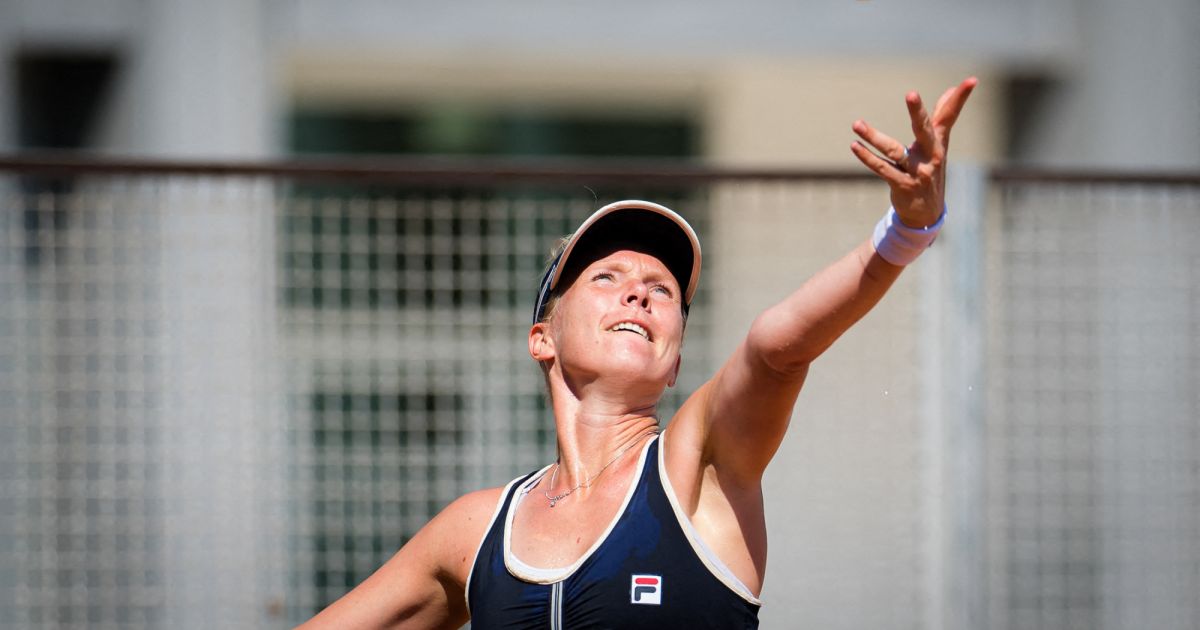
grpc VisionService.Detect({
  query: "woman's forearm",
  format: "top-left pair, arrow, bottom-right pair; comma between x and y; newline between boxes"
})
749,237 -> 904,374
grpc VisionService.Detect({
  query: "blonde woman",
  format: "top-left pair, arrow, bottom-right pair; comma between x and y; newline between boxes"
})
300,77 -> 977,629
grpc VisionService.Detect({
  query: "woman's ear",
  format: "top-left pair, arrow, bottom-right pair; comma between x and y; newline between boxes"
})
528,322 -> 556,363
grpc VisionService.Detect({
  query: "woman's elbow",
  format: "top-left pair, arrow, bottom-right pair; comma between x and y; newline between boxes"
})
746,310 -> 821,377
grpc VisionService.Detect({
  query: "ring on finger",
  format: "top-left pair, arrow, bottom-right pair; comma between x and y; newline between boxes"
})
893,145 -> 910,171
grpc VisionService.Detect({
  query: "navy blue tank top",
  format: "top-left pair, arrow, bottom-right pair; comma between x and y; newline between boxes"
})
467,436 -> 761,629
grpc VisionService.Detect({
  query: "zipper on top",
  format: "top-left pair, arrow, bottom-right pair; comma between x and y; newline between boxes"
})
549,581 -> 563,629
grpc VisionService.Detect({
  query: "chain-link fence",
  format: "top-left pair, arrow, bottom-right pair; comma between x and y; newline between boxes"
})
984,177 -> 1200,630
1,158 -> 1197,629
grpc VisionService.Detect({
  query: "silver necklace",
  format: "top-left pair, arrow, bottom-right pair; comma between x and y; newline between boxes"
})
543,429 -> 659,508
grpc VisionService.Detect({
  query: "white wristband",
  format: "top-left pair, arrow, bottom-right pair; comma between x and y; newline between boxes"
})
871,206 -> 946,266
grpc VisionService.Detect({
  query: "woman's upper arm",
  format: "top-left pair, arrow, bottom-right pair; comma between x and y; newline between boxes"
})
686,327 -> 810,481
671,239 -> 902,483
295,487 -> 503,630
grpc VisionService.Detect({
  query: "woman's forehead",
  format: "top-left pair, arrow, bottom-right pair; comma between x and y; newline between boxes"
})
582,250 -> 676,281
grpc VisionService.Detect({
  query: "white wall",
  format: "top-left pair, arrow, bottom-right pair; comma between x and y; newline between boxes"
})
103,0 -> 273,157
0,0 -> 273,157
1019,0 -> 1200,169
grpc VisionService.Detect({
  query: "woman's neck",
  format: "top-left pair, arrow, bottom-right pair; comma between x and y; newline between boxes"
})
549,403 -> 660,496
541,360 -> 666,494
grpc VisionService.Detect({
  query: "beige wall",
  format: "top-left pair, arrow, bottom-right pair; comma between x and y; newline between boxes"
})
704,59 -> 1001,167
286,51 -> 708,116
288,53 -> 1002,167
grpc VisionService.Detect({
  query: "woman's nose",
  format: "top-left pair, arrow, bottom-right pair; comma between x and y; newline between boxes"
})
624,283 -> 649,308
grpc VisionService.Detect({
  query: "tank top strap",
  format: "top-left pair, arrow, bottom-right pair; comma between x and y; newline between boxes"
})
465,467 -> 543,612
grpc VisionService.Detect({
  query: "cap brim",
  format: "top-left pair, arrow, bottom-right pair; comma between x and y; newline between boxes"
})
533,200 -> 701,324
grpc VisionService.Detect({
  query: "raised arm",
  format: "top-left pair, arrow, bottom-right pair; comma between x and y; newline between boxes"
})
296,487 -> 501,630
676,77 -> 978,480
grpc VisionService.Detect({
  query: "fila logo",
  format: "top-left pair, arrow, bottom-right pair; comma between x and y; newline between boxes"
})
630,574 -> 662,605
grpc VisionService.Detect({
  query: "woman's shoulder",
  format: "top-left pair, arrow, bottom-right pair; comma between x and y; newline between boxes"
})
419,485 -> 510,588
435,483 -> 511,535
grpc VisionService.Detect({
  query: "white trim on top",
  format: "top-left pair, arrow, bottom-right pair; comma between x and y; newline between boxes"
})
657,428 -> 764,606
502,436 -> 656,584
464,473 -> 534,611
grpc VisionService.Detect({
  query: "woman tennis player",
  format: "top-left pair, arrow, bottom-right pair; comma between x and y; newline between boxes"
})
299,77 -> 977,629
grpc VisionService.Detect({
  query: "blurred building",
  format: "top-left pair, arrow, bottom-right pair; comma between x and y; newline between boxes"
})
2,1 -> 1198,630
2,0 -> 1198,169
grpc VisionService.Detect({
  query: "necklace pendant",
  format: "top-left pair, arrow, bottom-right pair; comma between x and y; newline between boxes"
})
549,498 -> 558,508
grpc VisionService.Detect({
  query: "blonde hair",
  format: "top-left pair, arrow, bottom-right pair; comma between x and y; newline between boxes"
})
536,235 -> 573,325
533,235 -> 572,380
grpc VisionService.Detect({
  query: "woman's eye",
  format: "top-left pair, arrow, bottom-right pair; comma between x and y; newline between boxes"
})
593,272 -> 614,282
652,285 -> 673,297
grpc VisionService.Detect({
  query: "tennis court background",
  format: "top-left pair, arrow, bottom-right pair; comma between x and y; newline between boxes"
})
1,160 -> 1197,629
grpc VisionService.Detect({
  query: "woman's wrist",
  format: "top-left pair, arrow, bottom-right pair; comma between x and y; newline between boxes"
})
871,205 -> 946,266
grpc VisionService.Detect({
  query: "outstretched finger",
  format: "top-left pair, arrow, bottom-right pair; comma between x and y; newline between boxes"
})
932,77 -> 978,136
934,85 -> 956,118
907,92 -> 936,157
850,140 -> 906,181
852,119 -> 908,165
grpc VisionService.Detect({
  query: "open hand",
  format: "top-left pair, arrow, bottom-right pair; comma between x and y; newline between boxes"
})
850,77 -> 977,228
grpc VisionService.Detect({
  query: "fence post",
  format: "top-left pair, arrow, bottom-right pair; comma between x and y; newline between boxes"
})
156,180 -> 283,628
918,163 -> 988,630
